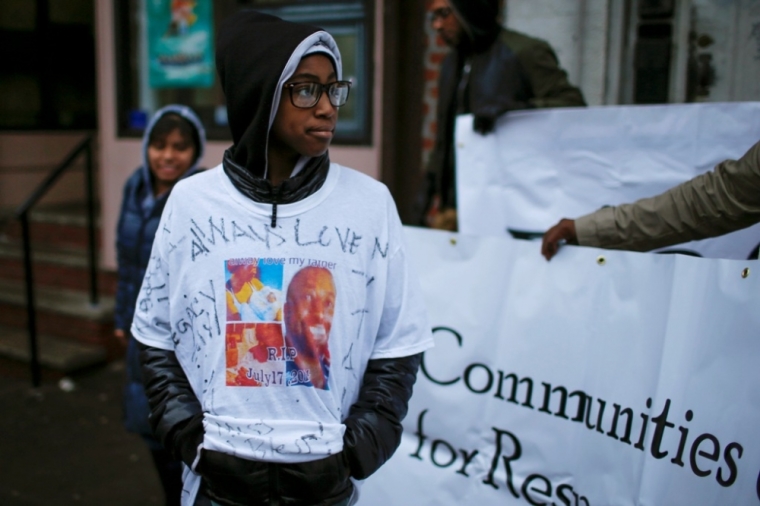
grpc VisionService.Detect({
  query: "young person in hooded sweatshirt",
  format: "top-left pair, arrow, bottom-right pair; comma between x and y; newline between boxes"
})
131,11 -> 434,506
116,105 -> 206,506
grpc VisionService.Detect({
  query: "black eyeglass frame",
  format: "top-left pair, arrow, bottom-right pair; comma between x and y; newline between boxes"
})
284,81 -> 353,109
428,7 -> 452,23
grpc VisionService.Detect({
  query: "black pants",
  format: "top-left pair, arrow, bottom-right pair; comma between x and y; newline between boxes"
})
193,484 -> 352,506
149,447 -> 183,506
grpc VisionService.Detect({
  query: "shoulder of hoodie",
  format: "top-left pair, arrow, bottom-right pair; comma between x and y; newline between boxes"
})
330,162 -> 393,199
123,166 -> 144,189
498,28 -> 552,56
122,162 -> 203,193
121,166 -> 146,202
168,162 -> 394,202
150,165 -> 209,201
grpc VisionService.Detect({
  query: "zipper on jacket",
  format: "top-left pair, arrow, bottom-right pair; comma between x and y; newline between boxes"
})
269,462 -> 280,506
271,186 -> 281,228
457,60 -> 472,113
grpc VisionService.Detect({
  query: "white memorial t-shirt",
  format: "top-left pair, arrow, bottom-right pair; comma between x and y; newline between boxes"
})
131,163 -> 433,467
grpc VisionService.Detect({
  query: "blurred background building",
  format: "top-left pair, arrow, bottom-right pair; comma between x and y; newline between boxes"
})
1,0 -> 759,372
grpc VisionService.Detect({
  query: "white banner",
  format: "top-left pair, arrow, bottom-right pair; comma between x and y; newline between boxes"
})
359,227 -> 760,505
455,102 -> 760,260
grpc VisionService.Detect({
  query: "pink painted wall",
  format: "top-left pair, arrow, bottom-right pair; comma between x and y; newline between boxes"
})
95,0 -> 384,270
0,133 -> 94,209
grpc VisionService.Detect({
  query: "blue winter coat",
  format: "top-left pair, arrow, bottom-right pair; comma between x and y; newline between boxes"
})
116,105 -> 206,437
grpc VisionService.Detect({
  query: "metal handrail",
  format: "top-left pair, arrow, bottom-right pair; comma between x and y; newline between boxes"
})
13,134 -> 99,387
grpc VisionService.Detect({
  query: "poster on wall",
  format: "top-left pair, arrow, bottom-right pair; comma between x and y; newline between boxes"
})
359,227 -> 760,505
147,0 -> 214,88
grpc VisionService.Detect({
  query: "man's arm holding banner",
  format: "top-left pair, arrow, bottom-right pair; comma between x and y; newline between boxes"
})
455,102 -> 760,260
542,139 -> 760,259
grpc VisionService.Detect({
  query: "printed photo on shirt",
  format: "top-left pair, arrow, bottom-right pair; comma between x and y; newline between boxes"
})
224,261 -> 337,390
225,257 -> 284,323
225,322 -> 287,387
283,266 -> 336,390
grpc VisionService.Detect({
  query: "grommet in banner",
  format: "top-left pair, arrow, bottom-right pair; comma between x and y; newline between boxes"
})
741,267 -> 750,279
596,255 -> 606,266
449,237 -> 457,246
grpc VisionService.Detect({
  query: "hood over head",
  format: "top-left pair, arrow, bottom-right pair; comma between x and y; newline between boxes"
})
448,0 -> 501,52
216,10 -> 342,178
140,104 -> 206,192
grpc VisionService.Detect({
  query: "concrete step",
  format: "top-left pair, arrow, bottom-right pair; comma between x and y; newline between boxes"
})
1,202 -> 102,250
0,201 -> 101,228
30,202 -> 101,227
0,325 -> 107,373
0,279 -> 118,359
1,219 -> 102,251
0,236 -> 117,295
0,235 -> 89,266
0,279 -> 114,323
0,203 -> 121,362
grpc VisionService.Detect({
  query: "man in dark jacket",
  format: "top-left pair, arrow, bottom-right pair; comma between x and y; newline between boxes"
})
424,0 -> 586,230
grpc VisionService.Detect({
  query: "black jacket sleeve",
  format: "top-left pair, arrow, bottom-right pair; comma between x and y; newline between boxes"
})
138,341 -> 204,468
342,353 -> 422,479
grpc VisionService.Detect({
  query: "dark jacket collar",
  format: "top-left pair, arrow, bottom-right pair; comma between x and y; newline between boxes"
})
222,148 -> 330,205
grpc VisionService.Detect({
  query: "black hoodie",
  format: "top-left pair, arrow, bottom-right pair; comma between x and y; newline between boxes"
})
216,11 -> 341,224
422,0 -> 586,218
448,0 -> 501,53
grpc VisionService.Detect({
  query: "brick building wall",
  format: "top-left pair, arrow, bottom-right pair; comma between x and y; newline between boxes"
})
421,16 -> 449,169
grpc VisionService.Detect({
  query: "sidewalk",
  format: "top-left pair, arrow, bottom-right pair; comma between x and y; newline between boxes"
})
0,359 -> 165,505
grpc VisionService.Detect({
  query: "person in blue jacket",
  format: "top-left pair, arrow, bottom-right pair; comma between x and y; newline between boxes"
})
114,105 -> 206,506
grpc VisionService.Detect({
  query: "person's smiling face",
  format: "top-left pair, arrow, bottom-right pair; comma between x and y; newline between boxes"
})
286,266 -> 336,357
147,128 -> 196,195
269,54 -> 338,165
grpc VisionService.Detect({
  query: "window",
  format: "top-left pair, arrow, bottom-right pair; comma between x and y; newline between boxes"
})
114,0 -> 373,144
0,0 -> 96,130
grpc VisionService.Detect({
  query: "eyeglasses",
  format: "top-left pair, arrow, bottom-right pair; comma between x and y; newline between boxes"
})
283,81 -> 352,109
428,7 -> 452,23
